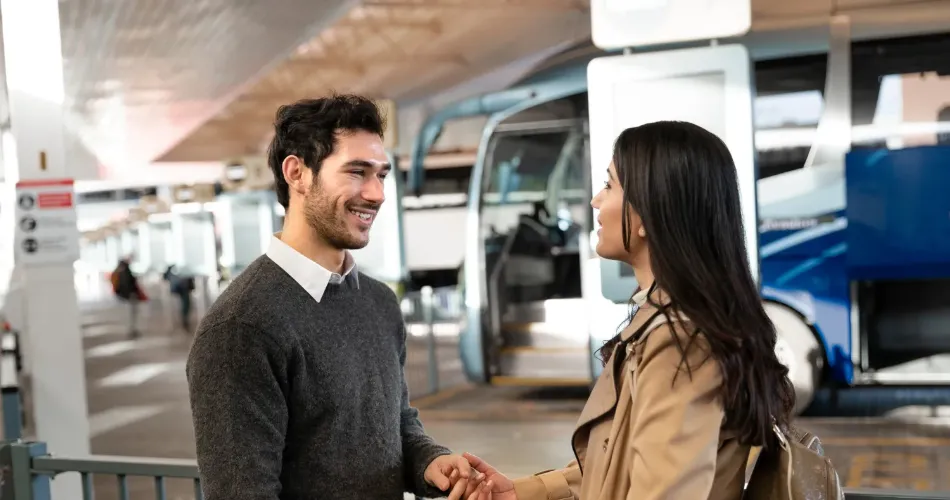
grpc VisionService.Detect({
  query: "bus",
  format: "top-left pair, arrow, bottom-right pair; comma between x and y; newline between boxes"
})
406,24 -> 950,414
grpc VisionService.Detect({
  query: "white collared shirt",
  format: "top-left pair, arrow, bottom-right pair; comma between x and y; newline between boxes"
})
265,234 -> 358,303
632,287 -> 650,306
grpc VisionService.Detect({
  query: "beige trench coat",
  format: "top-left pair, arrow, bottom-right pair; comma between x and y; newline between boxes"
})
512,303 -> 750,500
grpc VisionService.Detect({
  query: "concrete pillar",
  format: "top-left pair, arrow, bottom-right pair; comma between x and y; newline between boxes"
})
1,0 -> 91,497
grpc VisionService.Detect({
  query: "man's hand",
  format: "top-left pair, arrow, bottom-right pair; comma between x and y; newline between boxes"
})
425,454 -> 473,500
462,452 -> 516,500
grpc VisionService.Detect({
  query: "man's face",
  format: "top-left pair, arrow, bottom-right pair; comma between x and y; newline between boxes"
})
303,130 -> 389,250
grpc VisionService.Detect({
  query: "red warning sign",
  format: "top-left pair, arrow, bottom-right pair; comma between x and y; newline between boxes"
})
15,178 -> 75,210
38,192 -> 73,208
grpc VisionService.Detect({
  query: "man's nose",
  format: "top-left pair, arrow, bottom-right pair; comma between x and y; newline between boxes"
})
362,176 -> 385,204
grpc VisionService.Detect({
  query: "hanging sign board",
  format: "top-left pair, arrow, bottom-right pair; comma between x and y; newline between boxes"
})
13,178 -> 80,266
590,0 -> 751,50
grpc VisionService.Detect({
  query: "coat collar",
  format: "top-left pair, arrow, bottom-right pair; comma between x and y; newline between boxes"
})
572,304 -> 657,449
620,287 -> 672,342
571,287 -> 674,455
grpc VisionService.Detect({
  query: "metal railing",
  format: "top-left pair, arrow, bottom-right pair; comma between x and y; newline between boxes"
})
401,286 -> 465,398
0,440 -> 949,500
400,286 -> 463,324
0,441 -> 202,500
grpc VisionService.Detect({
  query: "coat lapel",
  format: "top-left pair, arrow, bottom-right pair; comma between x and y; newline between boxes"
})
571,306 -> 655,453
573,344 -> 621,433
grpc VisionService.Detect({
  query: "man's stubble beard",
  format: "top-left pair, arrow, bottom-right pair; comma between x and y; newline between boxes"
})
303,179 -> 369,250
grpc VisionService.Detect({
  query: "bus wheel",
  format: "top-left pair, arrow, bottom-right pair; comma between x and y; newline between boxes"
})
764,301 -> 823,416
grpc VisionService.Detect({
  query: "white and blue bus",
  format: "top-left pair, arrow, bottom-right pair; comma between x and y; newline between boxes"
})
406,24 -> 950,414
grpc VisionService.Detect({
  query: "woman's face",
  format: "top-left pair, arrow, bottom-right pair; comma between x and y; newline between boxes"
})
591,161 -> 644,263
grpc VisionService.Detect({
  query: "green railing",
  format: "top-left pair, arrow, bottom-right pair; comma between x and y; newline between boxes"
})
2,440 -> 950,500
1,441 -> 201,500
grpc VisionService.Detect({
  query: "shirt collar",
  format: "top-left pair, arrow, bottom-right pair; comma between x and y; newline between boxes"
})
632,287 -> 650,306
265,234 -> 358,302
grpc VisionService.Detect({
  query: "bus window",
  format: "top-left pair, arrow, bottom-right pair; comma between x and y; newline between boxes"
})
851,32 -> 950,150
753,54 -> 827,179
939,106 -> 950,145
484,130 -> 584,200
481,126 -> 587,235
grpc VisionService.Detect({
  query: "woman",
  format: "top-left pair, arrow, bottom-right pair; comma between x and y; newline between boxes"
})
462,121 -> 795,500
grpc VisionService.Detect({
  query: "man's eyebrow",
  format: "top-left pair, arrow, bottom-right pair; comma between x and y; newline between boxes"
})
345,159 -> 391,171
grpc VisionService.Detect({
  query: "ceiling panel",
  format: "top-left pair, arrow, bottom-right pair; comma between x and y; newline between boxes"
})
43,0 -> 950,184
156,0 -> 591,162
58,0 -> 359,176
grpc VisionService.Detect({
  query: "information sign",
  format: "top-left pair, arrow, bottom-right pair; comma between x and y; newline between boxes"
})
14,178 -> 80,266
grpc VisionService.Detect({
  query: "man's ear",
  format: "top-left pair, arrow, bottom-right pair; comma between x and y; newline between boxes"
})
282,155 -> 309,198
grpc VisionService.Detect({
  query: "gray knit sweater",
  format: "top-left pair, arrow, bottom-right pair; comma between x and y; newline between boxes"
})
186,256 -> 451,500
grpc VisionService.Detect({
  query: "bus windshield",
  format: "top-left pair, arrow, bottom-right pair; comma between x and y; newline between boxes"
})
481,125 -> 588,239
483,128 -> 587,208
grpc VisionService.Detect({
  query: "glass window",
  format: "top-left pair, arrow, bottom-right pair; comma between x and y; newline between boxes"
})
483,129 -> 586,205
851,33 -> 950,150
753,54 -> 828,179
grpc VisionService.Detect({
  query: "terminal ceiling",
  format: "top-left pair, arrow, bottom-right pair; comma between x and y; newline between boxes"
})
56,0 -> 592,176
55,0 -> 950,178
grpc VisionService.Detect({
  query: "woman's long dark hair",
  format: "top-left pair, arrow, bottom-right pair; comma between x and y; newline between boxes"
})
600,121 -> 795,448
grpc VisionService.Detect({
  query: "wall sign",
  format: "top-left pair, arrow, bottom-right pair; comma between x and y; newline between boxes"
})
14,178 -> 80,266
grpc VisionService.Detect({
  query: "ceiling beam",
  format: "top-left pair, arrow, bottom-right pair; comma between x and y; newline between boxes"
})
337,16 -> 442,33
362,0 -> 587,10
289,52 -> 466,66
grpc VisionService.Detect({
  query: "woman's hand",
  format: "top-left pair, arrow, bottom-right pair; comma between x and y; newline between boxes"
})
462,452 -> 516,500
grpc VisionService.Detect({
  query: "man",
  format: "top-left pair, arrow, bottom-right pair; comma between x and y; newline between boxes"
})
112,256 -> 142,338
187,95 -> 472,499
162,265 -> 195,332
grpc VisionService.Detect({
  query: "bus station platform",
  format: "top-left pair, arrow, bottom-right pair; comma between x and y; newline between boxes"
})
3,297 -> 944,499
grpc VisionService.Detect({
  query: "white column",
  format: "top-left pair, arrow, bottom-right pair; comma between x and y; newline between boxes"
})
1,1 -> 91,499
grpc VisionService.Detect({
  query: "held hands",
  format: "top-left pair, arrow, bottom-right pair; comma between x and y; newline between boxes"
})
424,454 -> 476,500
425,452 -> 515,500
457,452 -> 517,500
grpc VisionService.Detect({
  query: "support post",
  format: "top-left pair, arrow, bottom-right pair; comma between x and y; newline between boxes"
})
421,286 -> 439,395
0,1 -> 92,498
1,330 -> 23,440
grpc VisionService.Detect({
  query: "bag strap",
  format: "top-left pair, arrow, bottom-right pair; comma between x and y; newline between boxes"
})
610,310 -> 672,379
771,423 -> 795,498
617,310 -> 678,364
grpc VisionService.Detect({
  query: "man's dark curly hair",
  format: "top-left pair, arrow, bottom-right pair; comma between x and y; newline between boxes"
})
266,94 -> 386,208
